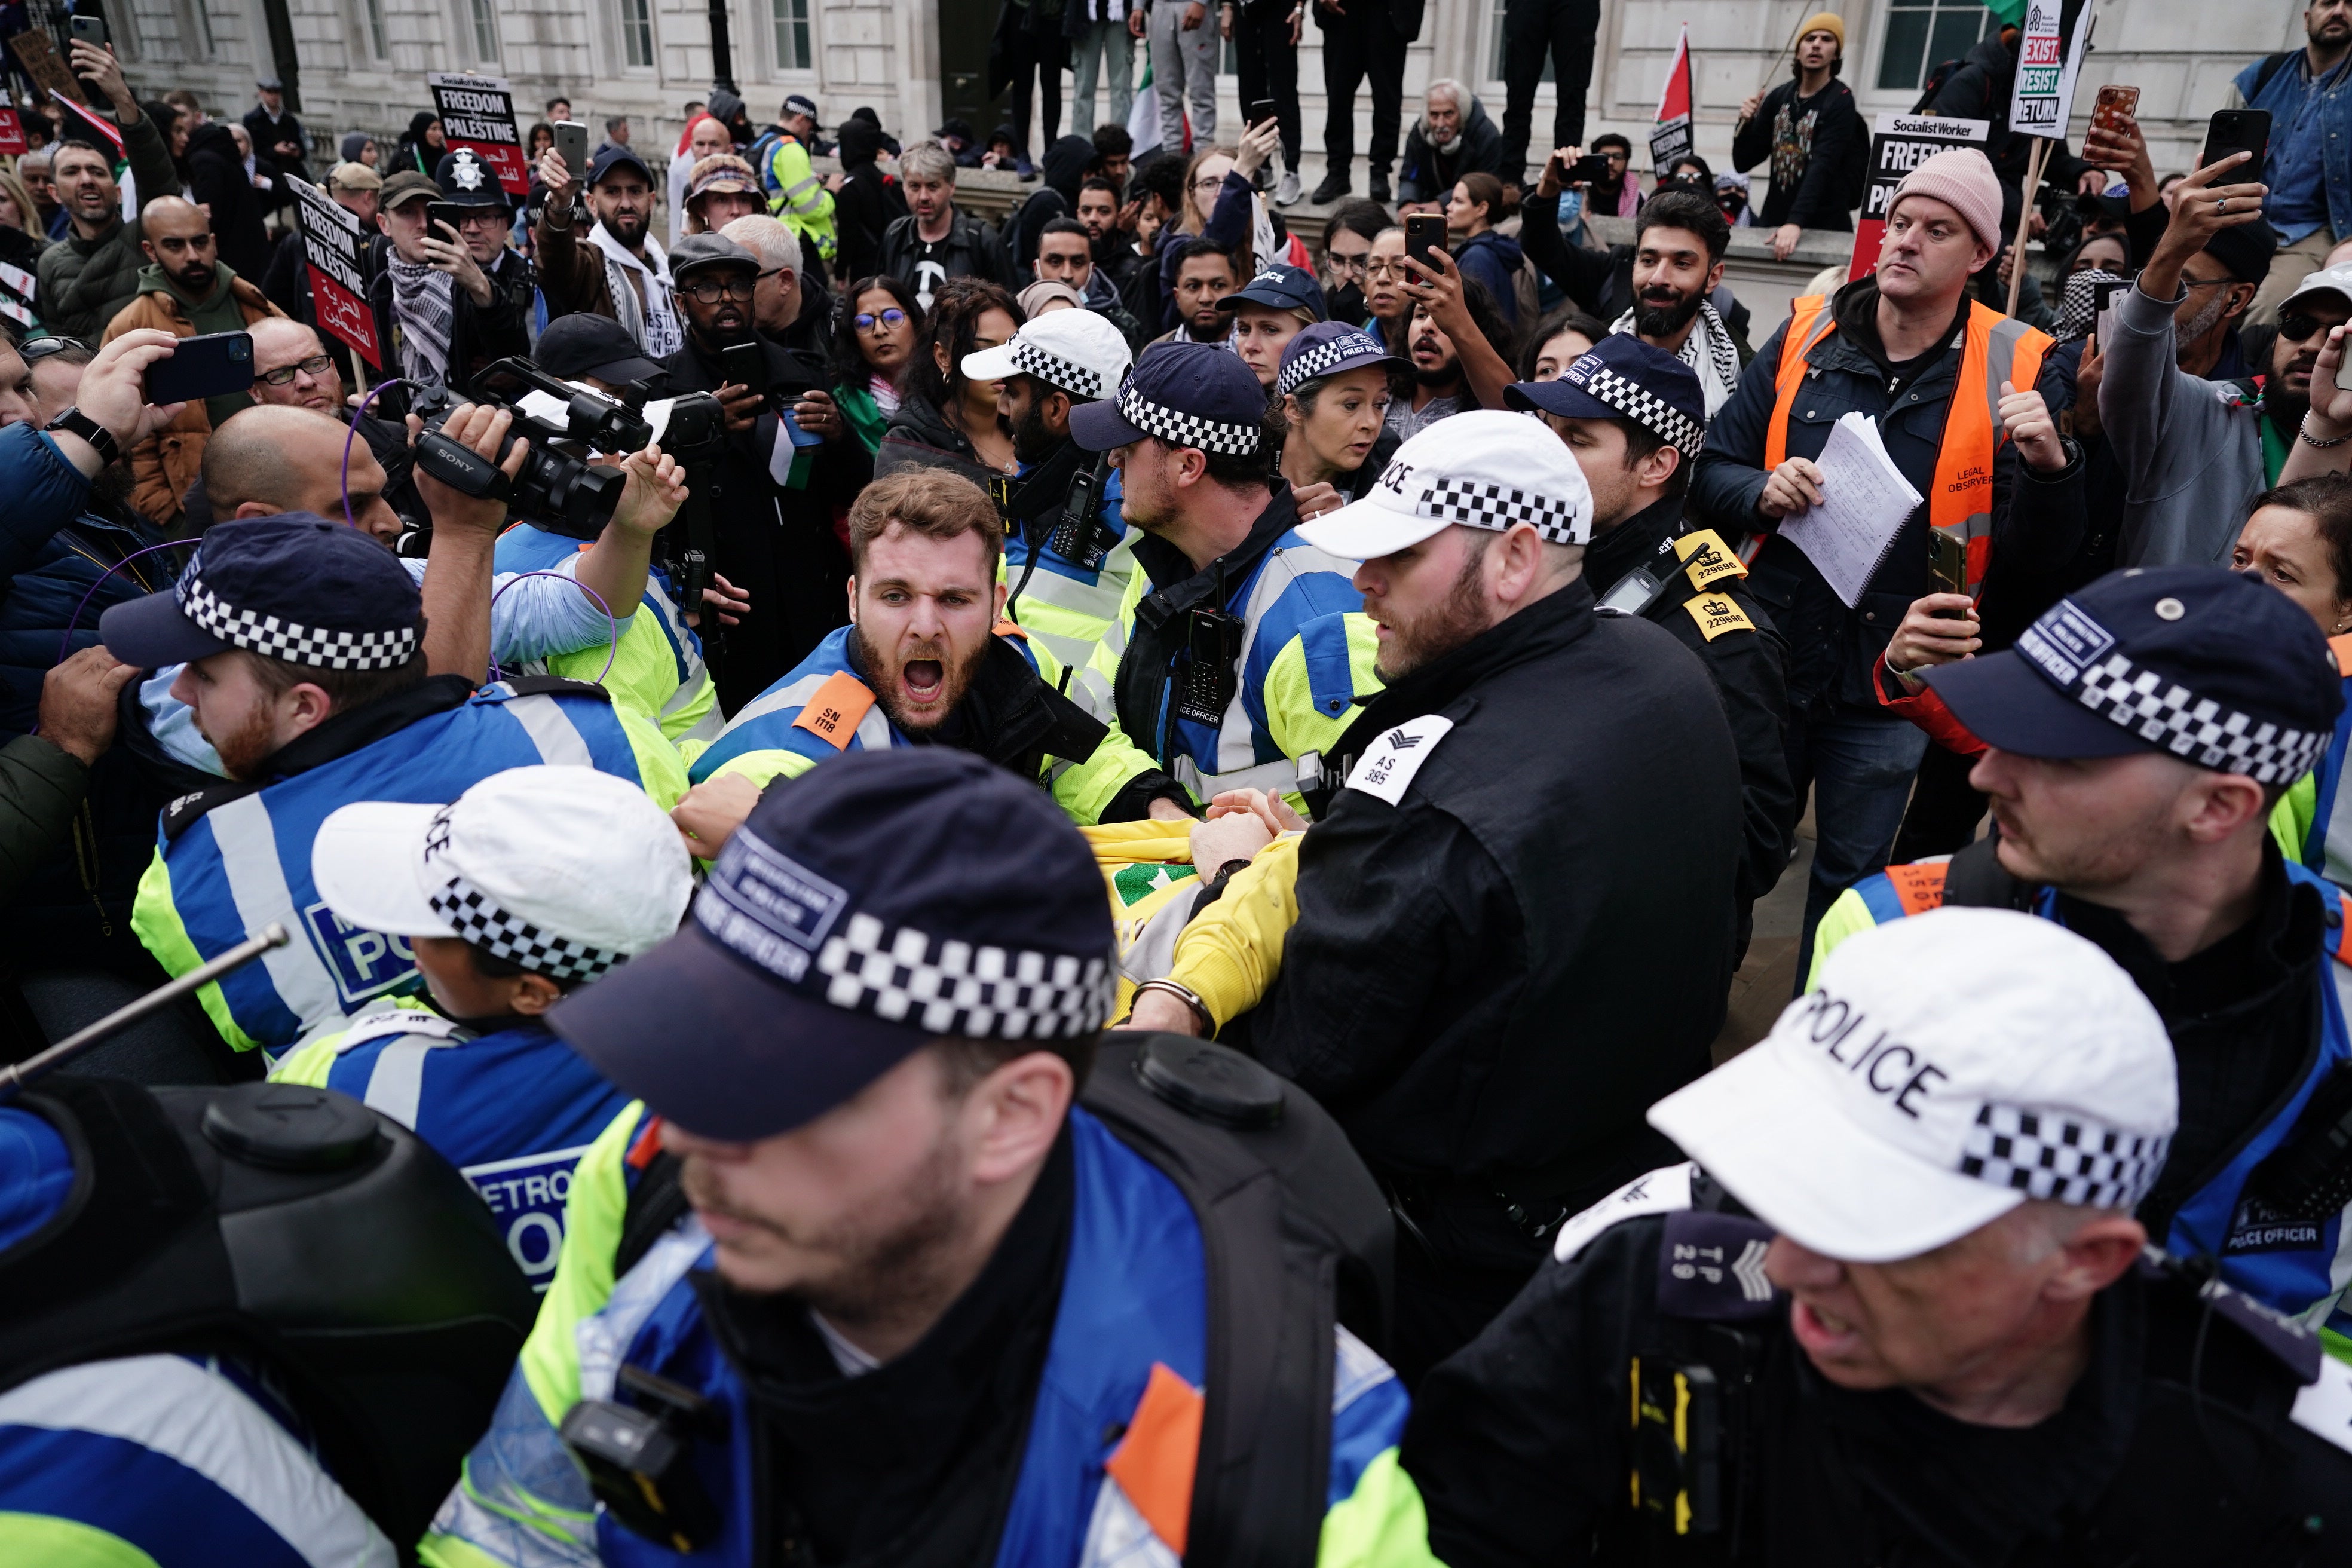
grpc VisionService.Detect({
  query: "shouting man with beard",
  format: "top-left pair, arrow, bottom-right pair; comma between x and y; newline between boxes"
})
680,466 -> 1184,826
1126,410 -> 1742,1384
2102,154 -> 2352,566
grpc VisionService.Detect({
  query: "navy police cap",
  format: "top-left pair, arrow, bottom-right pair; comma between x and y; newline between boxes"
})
1069,340 -> 1269,457
100,512 -> 423,672
1219,262 -> 1327,321
1505,334 -> 1707,458
549,749 -> 1118,1141
1922,565 -> 2344,783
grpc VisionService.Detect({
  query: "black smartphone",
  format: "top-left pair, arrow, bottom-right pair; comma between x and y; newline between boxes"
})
1404,213 -> 1446,271
1567,154 -> 1613,188
147,330 -> 254,405
1247,97 -> 1278,127
553,120 -> 589,180
719,341 -> 770,397
2200,108 -> 2271,179
425,201 -> 468,238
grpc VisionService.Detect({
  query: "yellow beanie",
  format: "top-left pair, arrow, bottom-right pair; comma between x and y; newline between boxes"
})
1797,11 -> 1846,51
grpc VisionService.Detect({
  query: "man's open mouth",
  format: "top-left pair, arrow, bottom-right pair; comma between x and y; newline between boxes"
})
903,660 -> 945,703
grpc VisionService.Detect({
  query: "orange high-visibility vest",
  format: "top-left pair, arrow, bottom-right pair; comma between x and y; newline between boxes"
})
1763,295 -> 2050,592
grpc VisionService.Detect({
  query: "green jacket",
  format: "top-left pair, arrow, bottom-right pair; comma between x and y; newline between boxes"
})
34,111 -> 186,341
0,734 -> 87,904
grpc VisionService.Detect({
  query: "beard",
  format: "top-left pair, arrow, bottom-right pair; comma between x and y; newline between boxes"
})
90,460 -> 134,510
173,261 -> 218,295
1010,396 -> 1058,464
2179,285 -> 2233,348
1374,541 -> 1492,681
1413,355 -> 1460,388
209,699 -> 283,782
1633,286 -> 1704,341
851,620 -> 988,735
601,207 -> 648,249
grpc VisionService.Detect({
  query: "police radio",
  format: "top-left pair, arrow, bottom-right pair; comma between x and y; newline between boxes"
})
561,1364 -> 725,1552
1173,564 -> 1245,727
1048,449 -> 1119,575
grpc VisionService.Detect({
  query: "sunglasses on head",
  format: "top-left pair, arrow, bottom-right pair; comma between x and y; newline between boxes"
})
17,334 -> 84,362
855,307 -> 908,331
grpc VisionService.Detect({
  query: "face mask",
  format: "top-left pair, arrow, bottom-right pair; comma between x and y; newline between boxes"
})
1327,281 -> 1367,324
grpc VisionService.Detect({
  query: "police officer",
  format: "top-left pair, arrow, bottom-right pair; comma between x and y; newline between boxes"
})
1812,566 -> 2352,1342
1131,413 -> 1743,1384
958,307 -> 1141,673
682,467 -> 1184,826
1070,342 -> 1377,805
270,766 -> 692,1292
1509,335 -> 1797,956
101,512 -> 687,1063
427,748 -> 1424,1567
431,146 -> 538,394
1402,907 -> 2352,1564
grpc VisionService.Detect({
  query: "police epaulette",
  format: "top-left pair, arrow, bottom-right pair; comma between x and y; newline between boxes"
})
2137,1248 -> 2325,1384
1656,1208 -> 1777,1322
489,674 -> 612,701
160,779 -> 265,842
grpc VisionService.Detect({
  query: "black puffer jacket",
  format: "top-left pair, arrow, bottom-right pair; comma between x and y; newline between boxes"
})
186,121 -> 272,281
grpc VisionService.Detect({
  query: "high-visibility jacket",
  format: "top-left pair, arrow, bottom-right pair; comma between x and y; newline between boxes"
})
1765,293 -> 2050,592
424,1106 -> 1437,1568
2271,642 -> 2352,883
999,458 -> 1140,673
688,623 -> 1166,825
1810,853 -> 2352,1356
760,133 -> 838,265
131,678 -> 688,1061
272,1011 -> 639,1294
492,523 -> 721,749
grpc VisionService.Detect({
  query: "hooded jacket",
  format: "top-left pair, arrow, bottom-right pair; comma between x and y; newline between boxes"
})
1396,95 -> 1507,206
1453,228 -> 1524,324
1004,134 -> 1097,275
33,111 -> 185,341
185,121 -> 272,281
832,120 -> 909,286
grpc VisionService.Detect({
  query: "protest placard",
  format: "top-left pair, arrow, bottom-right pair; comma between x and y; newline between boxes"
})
1648,25 -> 1695,174
427,72 -> 529,198
290,175 -> 381,369
6,30 -> 82,105
0,92 -> 25,158
2008,0 -> 2096,139
1847,114 -> 1992,282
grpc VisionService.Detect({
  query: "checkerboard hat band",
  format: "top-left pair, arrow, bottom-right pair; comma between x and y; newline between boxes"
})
1278,330 -> 1387,397
813,910 -> 1114,1040
1958,1103 -> 2170,1209
1012,337 -> 1107,399
428,874 -> 627,982
1416,476 -> 1584,546
1119,384 -> 1260,455
176,569 -> 418,671
2069,648 -> 2329,785
1575,364 -> 1705,458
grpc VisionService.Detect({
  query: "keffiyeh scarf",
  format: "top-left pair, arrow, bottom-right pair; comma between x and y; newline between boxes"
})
388,255 -> 454,386
1613,298 -> 1742,415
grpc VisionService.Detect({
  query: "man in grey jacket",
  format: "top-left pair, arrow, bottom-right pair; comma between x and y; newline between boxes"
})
2103,155 -> 2352,564
33,41 -> 185,341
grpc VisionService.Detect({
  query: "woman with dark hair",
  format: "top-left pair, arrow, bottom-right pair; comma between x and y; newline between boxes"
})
874,277 -> 1024,485
391,112 -> 443,176
1273,323 -> 1405,510
2236,472 -> 2352,881
526,122 -> 555,160
831,275 -> 926,457
1446,170 -> 1524,324
1515,305 -> 1610,381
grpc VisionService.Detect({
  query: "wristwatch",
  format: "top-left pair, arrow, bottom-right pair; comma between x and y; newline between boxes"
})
45,406 -> 118,467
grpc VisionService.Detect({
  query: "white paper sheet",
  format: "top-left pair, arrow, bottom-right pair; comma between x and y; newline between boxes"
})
1774,412 -> 1924,608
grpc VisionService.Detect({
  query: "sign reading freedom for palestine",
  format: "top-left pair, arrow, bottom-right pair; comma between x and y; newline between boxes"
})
289,174 -> 381,368
427,72 -> 529,197
1846,114 -> 1991,282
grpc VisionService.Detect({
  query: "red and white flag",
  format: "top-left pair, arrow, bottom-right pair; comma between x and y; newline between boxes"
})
53,95 -> 124,158
1649,25 -> 1694,173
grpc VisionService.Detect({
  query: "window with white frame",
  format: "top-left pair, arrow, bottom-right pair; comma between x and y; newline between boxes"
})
468,0 -> 503,64
773,0 -> 812,71
355,0 -> 388,60
620,0 -> 656,68
1876,0 -> 1993,93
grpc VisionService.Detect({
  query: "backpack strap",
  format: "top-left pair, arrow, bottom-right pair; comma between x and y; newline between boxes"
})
1938,832 -> 2034,912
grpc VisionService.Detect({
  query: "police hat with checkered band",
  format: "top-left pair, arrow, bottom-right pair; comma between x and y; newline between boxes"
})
1296,408 -> 1594,561
311,766 -> 692,985
961,308 -> 1133,402
433,146 -> 512,209
1921,565 -> 2344,784
1503,333 -> 1707,459
1068,340 -> 1268,456
548,749 -> 1118,1141
101,512 -> 424,673
1276,321 -> 1405,399
1650,906 -> 2177,1263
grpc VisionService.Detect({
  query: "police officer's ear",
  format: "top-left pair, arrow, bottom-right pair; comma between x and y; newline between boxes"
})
507,972 -> 566,1016
1634,442 -> 1680,494
2036,1209 -> 2146,1304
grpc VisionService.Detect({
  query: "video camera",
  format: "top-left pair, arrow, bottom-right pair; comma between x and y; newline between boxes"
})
410,357 -> 647,534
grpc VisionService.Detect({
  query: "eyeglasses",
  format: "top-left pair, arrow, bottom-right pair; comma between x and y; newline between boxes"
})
855,307 -> 909,332
258,353 -> 335,385
453,208 -> 506,229
2280,311 -> 2338,343
1327,253 -> 1370,276
1364,260 -> 1411,279
1192,176 -> 1227,192
17,334 -> 84,362
681,274 -> 756,302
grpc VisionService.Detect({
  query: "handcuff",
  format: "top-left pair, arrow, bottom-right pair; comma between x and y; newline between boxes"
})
1129,978 -> 1215,1035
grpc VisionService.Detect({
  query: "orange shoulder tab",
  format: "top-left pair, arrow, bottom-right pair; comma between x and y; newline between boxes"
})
993,620 -> 1029,641
791,669 -> 878,751
2329,633 -> 2352,676
2334,892 -> 2352,965
624,1114 -> 665,1171
1885,861 -> 1950,916
1102,1363 -> 1203,1556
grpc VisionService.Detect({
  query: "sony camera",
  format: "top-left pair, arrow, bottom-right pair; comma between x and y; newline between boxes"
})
410,357 -> 660,535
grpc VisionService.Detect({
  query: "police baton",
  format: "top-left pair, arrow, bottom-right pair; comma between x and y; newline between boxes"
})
0,923 -> 291,1100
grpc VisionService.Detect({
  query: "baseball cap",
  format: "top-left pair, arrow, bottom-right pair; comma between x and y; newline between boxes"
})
1296,407 -> 1594,561
685,153 -> 760,204
433,147 -> 511,207
1069,341 -> 1268,454
100,513 -> 423,672
963,308 -> 1134,402
1275,321 -> 1404,399
2280,261 -> 2352,316
669,232 -> 761,283
1920,565 -> 2342,783
2204,218 -> 2280,287
547,749 -> 1117,1141
587,143 -> 655,188
535,312 -> 667,387
311,767 -> 692,982
379,170 -> 440,212
1505,335 -> 1707,458
1649,906 -> 2176,1263
1219,263 -> 1328,321
327,161 -> 383,193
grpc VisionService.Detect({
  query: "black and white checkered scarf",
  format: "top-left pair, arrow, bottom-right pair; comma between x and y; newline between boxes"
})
387,254 -> 454,386
1612,298 -> 1741,416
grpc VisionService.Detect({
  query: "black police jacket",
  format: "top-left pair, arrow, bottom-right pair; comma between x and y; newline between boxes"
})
1402,1192 -> 2352,1567
1585,498 -> 1797,934
1236,577 -> 1742,1270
